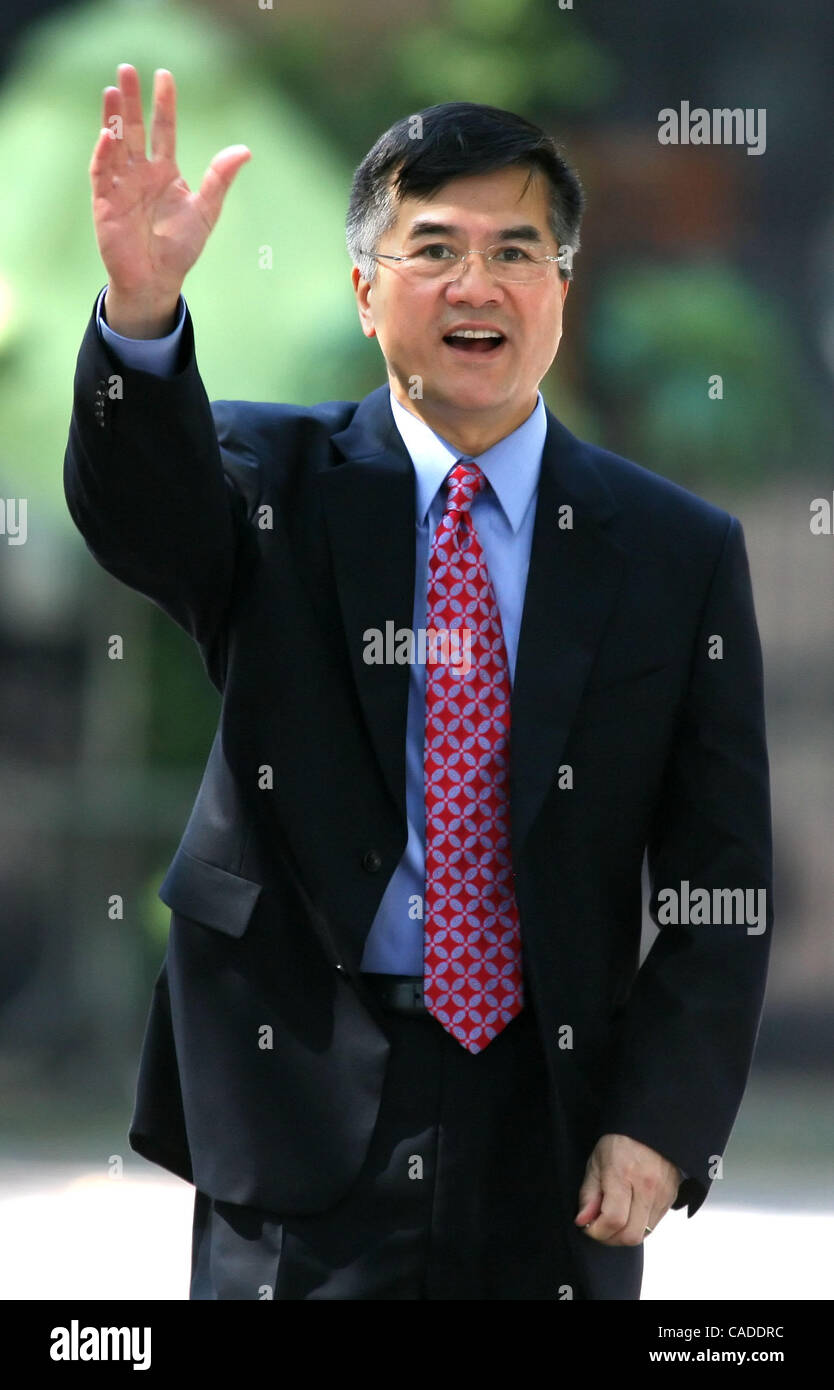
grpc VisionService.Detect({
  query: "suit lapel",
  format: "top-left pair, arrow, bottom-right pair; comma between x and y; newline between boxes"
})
510,411 -> 626,856
324,388 -> 628,860
323,387 -> 415,823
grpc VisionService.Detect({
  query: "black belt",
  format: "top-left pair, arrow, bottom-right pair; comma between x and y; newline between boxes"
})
361,973 -> 428,1016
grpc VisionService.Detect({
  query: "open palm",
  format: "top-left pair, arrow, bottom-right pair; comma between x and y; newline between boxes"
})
90,64 -> 250,304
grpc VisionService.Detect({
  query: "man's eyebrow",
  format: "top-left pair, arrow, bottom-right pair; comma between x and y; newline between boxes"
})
405,220 -> 546,242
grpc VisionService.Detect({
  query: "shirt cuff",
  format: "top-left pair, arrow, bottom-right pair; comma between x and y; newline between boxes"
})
96,285 -> 186,377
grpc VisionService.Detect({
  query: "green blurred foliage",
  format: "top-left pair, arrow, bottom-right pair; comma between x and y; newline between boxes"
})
0,0 -> 367,525
138,862 -> 175,979
386,0 -> 617,113
272,0 -> 618,153
145,615 -> 220,766
587,261 -> 823,486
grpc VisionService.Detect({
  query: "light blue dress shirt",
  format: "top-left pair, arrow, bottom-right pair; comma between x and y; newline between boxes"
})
95,287 -> 547,973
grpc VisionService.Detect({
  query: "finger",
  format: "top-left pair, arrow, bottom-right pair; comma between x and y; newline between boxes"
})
90,123 -> 125,194
575,1175 -> 602,1226
150,68 -> 175,163
195,146 -> 251,231
97,86 -> 127,171
645,1197 -> 672,1236
635,1165 -> 675,1237
583,1174 -> 632,1242
118,62 -> 146,161
99,84 -> 117,139
617,1170 -> 660,1245
575,1201 -> 601,1228
575,1193 -> 601,1227
617,1191 -> 653,1246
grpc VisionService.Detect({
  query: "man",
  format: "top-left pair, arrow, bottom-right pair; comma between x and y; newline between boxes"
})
64,66 -> 773,1300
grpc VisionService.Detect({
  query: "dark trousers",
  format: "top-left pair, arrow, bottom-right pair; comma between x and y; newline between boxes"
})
189,994 -> 585,1300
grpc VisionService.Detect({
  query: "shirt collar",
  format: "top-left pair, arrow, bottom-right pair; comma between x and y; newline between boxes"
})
388,388 -> 546,533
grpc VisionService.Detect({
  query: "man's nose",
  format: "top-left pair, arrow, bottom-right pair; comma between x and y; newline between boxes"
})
444,253 -> 504,303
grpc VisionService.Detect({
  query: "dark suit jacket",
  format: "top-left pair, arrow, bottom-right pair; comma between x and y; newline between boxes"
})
63,296 -> 773,1299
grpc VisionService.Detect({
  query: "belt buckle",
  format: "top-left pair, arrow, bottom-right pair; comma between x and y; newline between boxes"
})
385,976 -> 425,1014
407,978 -> 424,1011
363,973 -> 426,1016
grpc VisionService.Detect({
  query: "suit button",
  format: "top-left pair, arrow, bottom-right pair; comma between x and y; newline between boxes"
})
362,849 -> 382,873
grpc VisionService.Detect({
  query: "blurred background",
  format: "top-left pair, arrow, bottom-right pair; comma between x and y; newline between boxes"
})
0,0 -> 831,1300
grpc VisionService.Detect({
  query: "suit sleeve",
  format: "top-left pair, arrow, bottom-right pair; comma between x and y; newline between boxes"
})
63,292 -> 249,670
596,515 -> 774,1218
97,284 -> 186,377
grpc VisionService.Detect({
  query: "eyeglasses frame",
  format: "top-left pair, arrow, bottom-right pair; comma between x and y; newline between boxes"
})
357,242 -> 575,283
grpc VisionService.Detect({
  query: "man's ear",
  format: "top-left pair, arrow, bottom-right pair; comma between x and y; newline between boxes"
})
351,266 -> 377,340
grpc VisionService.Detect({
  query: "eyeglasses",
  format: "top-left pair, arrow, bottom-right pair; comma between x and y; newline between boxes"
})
359,242 -> 574,284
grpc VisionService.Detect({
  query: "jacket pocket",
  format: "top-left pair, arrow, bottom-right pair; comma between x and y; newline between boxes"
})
158,845 -> 263,938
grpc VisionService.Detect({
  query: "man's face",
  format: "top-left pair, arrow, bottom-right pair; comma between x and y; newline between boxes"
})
352,163 -> 569,452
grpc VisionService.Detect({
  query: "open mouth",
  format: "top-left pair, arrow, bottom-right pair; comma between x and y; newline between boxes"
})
442,330 -> 506,356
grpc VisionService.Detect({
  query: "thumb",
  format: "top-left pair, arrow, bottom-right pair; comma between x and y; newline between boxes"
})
575,1172 -> 603,1227
196,144 -> 251,229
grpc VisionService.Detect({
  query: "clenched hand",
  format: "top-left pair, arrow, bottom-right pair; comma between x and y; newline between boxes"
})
575,1133 -> 683,1244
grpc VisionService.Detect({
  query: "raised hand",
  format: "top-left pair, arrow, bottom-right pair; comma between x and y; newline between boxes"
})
90,64 -> 251,336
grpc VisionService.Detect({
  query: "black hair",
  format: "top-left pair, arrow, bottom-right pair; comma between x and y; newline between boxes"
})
346,101 -> 584,282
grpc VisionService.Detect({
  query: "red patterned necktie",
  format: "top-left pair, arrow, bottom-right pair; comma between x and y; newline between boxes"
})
423,460 -> 524,1054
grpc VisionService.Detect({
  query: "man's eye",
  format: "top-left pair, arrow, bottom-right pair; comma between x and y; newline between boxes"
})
493,245 -> 533,262
415,243 -> 456,260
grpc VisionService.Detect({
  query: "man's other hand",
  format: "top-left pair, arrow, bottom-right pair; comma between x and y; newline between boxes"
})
574,1133 -> 682,1244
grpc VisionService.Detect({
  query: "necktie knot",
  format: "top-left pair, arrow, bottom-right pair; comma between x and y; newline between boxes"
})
444,460 -> 485,520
